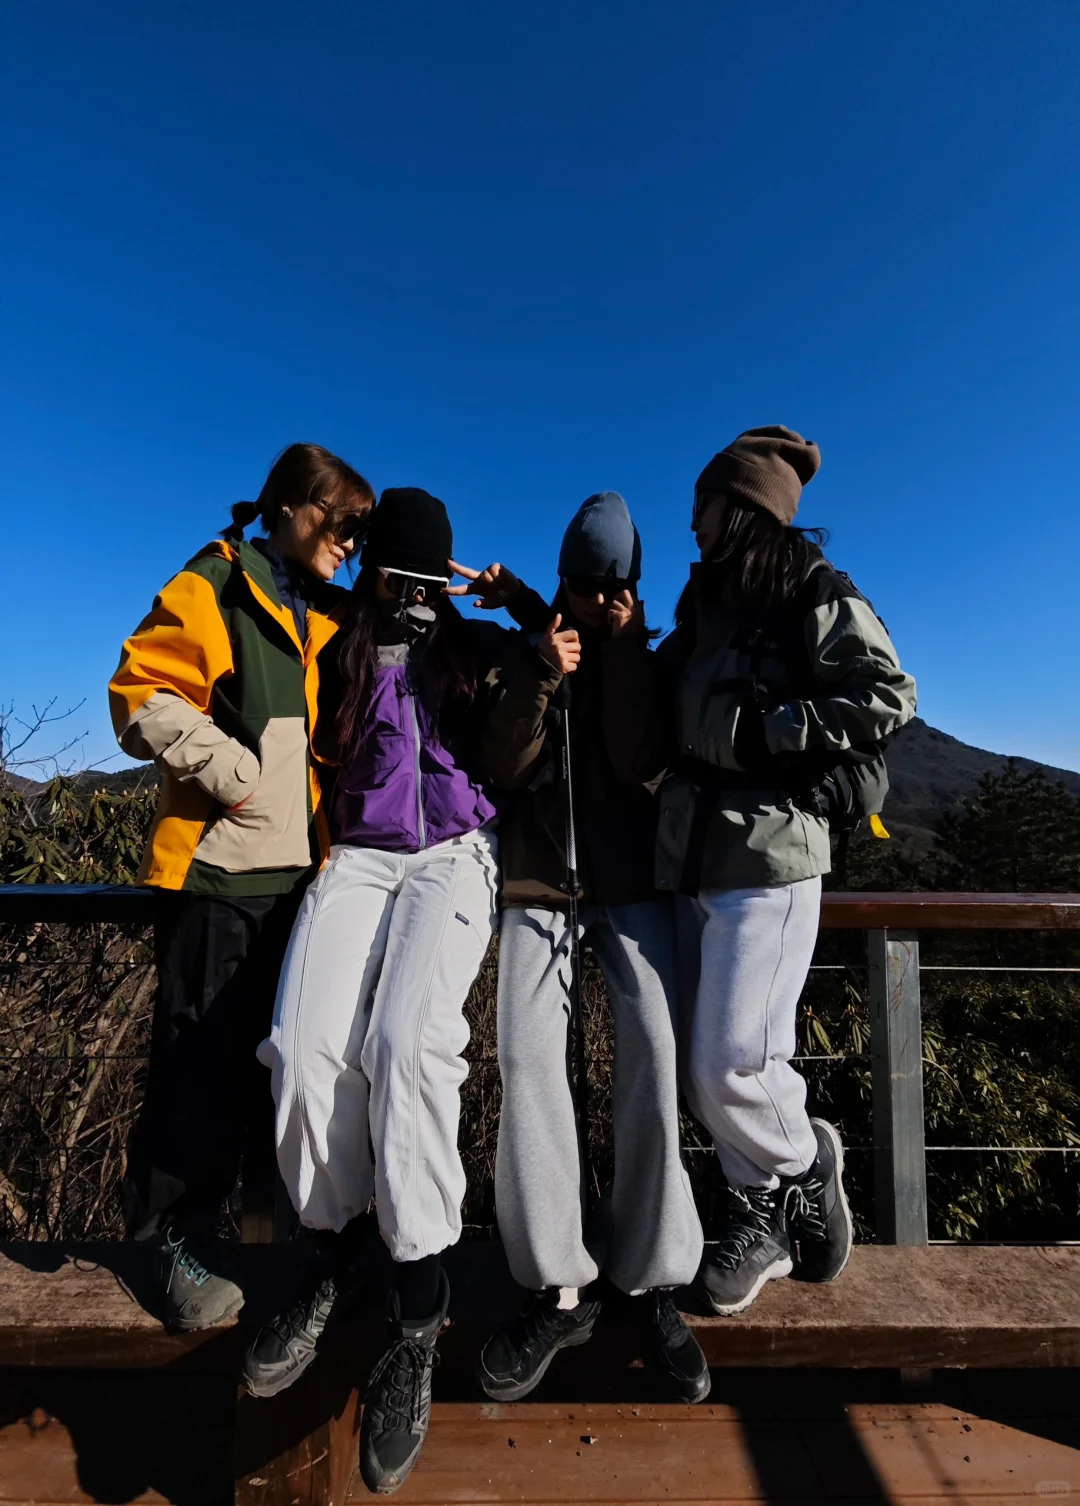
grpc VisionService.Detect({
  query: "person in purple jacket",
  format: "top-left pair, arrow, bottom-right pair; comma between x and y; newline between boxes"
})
243,488 -> 512,1495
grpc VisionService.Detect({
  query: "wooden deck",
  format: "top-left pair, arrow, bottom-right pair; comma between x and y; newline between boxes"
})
3,1378 -> 1078,1503
2,1242 -> 1079,1503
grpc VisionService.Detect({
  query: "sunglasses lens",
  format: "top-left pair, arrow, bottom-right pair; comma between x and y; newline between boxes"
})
337,514 -> 366,544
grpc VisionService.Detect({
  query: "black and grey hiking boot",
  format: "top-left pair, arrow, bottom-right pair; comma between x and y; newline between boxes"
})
699,1186 -> 792,1316
478,1289 -> 600,1402
152,1223 -> 244,1332
359,1271 -> 450,1496
243,1272 -> 343,1397
782,1118 -> 853,1284
648,1290 -> 711,1403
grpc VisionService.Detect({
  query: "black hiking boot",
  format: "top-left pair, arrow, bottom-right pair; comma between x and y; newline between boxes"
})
243,1271 -> 343,1397
699,1186 -> 792,1316
782,1118 -> 853,1284
477,1289 -> 601,1402
243,1230 -> 366,1398
647,1289 -> 711,1403
359,1270 -> 450,1495
152,1222 -> 244,1332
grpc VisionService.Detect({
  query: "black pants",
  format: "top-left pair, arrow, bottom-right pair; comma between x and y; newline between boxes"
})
123,887 -> 303,1241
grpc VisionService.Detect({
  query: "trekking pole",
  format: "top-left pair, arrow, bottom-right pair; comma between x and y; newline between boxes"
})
554,676 -> 593,1201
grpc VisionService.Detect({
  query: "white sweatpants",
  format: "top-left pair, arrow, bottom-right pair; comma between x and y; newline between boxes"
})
679,878 -> 821,1191
259,828 -> 498,1261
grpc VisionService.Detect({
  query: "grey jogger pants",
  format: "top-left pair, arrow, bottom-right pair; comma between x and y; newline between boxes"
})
495,900 -> 704,1295
259,829 -> 499,1261
678,878 -> 821,1191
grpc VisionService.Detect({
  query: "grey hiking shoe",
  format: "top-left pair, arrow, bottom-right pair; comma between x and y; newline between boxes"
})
782,1118 -> 853,1284
152,1223 -> 244,1332
359,1270 -> 450,1495
699,1186 -> 792,1316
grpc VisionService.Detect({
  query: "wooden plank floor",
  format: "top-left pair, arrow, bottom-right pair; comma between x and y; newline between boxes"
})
2,1372 -> 1078,1504
348,1397 -> 1080,1505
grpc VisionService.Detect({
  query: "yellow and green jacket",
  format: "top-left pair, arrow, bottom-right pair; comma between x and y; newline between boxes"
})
109,538 -> 346,896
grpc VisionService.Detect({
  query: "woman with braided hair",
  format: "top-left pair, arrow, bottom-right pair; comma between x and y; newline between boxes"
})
109,442 -> 373,1331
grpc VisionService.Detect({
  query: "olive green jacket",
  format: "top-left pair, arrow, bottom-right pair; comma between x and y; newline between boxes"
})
654,559 -> 917,892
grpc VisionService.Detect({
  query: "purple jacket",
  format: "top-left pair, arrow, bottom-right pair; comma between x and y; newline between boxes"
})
331,644 -> 495,852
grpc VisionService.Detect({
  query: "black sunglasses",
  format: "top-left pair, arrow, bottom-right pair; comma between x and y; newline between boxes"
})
308,498 -> 368,544
563,576 -> 632,602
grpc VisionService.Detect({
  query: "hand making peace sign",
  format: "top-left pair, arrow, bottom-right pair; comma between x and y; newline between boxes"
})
443,559 -> 522,610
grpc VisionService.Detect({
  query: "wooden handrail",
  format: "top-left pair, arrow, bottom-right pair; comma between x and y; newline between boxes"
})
2,884 -> 1080,930
819,893 -> 1080,931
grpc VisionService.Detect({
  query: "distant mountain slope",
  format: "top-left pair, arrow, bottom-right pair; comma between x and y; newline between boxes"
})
883,718 -> 1080,846
5,724 -> 1078,848
2,765 -> 159,797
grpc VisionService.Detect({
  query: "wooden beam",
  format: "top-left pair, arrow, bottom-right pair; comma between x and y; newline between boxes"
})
4,1242 -> 1080,1372
819,892 -> 1080,930
4,884 -> 1080,932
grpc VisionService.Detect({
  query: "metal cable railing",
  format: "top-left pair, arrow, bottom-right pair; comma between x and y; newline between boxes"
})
3,885 -> 1080,1245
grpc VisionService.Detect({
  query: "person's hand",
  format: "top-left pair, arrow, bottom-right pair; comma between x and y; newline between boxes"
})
538,614 -> 581,675
443,559 -> 522,610
608,589 -> 645,639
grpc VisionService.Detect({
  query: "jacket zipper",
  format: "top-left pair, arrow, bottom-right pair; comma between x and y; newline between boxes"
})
408,688 -> 426,850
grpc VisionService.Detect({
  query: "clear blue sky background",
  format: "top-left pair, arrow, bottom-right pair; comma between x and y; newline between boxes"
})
2,1 -> 1078,774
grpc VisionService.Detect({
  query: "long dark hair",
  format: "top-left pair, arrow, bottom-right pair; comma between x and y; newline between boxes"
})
675,497 -> 828,629
333,568 -> 479,759
223,442 -> 375,543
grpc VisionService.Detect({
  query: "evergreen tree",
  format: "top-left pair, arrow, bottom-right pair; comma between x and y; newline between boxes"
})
933,761 -> 1080,893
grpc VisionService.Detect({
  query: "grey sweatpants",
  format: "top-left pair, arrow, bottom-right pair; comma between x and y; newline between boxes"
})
495,900 -> 704,1295
677,878 -> 821,1191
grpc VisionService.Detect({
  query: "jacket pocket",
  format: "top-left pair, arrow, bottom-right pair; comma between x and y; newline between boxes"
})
194,716 -> 312,873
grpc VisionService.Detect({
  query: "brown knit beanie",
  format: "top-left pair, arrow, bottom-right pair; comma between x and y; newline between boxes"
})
695,425 -> 821,525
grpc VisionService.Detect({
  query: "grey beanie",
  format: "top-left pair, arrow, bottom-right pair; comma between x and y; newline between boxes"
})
557,491 -> 642,582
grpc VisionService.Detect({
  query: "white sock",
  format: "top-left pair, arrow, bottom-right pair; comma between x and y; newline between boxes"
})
556,1286 -> 580,1310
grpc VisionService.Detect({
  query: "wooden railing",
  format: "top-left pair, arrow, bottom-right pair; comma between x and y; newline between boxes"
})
2,885 -> 1079,1247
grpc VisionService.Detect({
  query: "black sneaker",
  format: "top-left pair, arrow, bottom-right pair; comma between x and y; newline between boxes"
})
152,1223 -> 244,1332
782,1118 -> 853,1284
648,1290 -> 711,1403
359,1271 -> 450,1496
478,1290 -> 600,1402
699,1186 -> 792,1316
243,1272 -> 343,1398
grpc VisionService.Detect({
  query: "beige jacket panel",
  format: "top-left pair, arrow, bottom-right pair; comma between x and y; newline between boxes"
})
194,716 -> 312,873
121,689 -> 261,810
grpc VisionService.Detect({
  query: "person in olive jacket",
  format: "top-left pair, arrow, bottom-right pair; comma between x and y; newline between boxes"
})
458,493 -> 708,1406
653,427 -> 917,1317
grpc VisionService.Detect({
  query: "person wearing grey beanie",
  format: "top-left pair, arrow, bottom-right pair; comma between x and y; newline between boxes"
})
455,491 -> 708,1406
640,429 -> 917,1318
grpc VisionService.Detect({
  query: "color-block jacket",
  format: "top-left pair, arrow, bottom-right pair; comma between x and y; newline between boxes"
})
109,538 -> 346,895
653,557 -> 917,892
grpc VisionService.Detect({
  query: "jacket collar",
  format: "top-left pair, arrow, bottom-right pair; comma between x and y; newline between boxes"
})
196,538 -> 345,658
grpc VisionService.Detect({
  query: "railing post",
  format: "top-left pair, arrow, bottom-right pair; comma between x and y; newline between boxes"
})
867,928 -> 928,1245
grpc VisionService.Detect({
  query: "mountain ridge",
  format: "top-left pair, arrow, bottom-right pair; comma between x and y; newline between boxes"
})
4,718 -> 1078,849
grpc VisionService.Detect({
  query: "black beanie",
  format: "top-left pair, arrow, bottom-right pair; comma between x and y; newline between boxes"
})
696,426 -> 821,525
362,488 -> 453,577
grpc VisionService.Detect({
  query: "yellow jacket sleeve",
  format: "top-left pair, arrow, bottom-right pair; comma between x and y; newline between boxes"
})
109,569 -> 261,809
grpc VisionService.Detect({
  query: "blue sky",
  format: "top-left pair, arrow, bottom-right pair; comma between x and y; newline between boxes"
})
2,1 -> 1079,774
